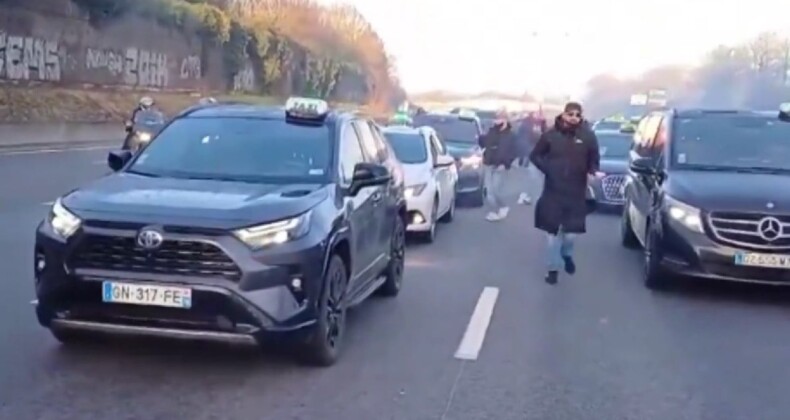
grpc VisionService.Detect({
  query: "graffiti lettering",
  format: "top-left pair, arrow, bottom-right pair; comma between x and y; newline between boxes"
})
180,55 -> 201,79
0,32 -> 60,81
86,48 -> 123,75
124,47 -> 168,87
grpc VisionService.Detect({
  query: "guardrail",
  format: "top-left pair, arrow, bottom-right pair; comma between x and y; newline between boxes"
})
0,122 -> 123,151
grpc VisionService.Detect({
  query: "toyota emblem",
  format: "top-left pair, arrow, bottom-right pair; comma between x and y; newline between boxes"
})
757,217 -> 782,241
137,229 -> 164,250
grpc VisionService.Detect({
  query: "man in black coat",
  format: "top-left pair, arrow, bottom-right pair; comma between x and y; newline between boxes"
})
529,102 -> 600,284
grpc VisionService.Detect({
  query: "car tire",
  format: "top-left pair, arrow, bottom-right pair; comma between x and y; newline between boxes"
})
379,215 -> 406,297
620,199 -> 640,249
299,254 -> 348,367
643,224 -> 670,290
420,200 -> 438,243
439,193 -> 455,223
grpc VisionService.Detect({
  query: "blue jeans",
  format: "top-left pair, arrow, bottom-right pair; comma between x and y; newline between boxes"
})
483,165 -> 506,210
546,227 -> 577,271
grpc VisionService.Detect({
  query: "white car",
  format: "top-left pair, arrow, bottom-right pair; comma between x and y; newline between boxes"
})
381,125 -> 458,242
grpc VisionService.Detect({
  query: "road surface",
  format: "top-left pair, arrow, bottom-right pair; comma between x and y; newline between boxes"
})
2,147 -> 790,420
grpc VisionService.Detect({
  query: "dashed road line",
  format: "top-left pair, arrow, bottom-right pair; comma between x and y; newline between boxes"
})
0,145 -> 112,156
454,286 -> 499,361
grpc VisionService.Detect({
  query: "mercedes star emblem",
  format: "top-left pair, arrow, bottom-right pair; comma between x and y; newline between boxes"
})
757,217 -> 782,241
137,229 -> 164,250
766,201 -> 775,209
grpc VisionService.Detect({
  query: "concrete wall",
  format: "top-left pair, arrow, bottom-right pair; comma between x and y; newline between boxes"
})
0,1 -> 227,92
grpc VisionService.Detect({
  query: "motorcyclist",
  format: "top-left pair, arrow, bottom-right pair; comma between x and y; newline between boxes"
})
130,96 -> 156,123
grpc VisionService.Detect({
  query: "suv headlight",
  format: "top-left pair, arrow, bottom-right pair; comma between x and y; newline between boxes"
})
49,198 -> 82,239
405,183 -> 427,198
233,211 -> 312,248
665,195 -> 703,232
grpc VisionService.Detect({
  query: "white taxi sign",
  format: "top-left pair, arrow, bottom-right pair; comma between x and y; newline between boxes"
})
285,97 -> 329,117
780,102 -> 790,113
457,109 -> 477,119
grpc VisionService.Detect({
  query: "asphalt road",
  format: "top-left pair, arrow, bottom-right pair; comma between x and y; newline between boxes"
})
3,148 -> 790,420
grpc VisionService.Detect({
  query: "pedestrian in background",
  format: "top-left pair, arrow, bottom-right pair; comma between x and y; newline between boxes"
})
515,111 -> 547,205
529,102 -> 600,284
479,108 -> 518,221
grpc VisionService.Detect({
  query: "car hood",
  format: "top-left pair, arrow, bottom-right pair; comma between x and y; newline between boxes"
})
62,173 -> 328,229
599,158 -> 628,174
445,143 -> 478,159
401,163 -> 432,187
665,170 -> 790,212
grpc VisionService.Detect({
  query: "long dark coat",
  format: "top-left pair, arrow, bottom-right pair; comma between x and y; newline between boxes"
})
529,117 -> 600,234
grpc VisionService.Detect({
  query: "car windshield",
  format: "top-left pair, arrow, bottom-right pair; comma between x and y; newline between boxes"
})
597,133 -> 632,158
128,117 -> 331,183
672,115 -> 790,172
134,110 -> 165,125
383,132 -> 428,164
594,120 -> 621,131
414,116 -> 478,143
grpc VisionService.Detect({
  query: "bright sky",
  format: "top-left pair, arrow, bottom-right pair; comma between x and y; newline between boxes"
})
320,0 -> 790,98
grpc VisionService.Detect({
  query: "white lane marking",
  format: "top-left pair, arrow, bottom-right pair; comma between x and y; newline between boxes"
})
454,286 -> 499,361
0,145 -> 112,156
42,201 -> 54,205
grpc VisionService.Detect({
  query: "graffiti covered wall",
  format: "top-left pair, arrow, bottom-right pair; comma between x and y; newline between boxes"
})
0,2 -> 224,91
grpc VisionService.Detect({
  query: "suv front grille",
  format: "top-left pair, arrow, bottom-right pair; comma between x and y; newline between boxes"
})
601,175 -> 626,202
71,235 -> 241,280
708,212 -> 790,251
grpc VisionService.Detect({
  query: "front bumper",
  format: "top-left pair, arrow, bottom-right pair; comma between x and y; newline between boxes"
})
405,192 -> 434,232
455,165 -> 483,194
658,218 -> 790,285
34,220 -> 330,344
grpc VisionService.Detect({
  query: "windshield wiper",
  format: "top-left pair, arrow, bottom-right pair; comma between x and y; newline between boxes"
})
126,169 -> 161,177
685,164 -> 733,172
732,167 -> 790,174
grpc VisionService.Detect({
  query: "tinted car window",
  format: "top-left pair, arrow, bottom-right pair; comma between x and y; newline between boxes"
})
383,132 -> 428,164
672,115 -> 790,171
414,115 -> 478,143
129,117 -> 331,183
339,123 -> 366,183
597,133 -> 632,158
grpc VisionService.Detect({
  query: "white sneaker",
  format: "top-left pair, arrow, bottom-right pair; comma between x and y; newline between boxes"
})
485,212 -> 502,221
498,207 -> 510,218
517,193 -> 532,205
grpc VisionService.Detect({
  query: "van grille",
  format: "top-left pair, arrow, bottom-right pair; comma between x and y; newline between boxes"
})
708,212 -> 790,251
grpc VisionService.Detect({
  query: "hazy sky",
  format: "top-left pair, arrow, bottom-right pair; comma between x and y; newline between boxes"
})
320,0 -> 790,97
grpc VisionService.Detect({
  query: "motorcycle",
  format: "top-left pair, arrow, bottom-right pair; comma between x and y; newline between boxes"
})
122,110 -> 165,152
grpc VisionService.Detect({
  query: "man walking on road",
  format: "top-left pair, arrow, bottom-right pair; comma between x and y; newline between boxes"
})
479,109 -> 518,221
529,102 -> 600,284
515,111 -> 547,205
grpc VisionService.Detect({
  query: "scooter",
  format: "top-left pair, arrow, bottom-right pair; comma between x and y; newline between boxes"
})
122,110 -> 165,152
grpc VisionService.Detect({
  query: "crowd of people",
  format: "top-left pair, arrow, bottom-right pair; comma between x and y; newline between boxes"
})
478,102 -> 599,285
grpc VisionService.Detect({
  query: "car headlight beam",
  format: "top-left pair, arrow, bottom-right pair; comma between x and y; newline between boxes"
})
137,132 -> 152,142
233,211 -> 312,248
405,183 -> 427,198
49,198 -> 82,239
666,196 -> 703,233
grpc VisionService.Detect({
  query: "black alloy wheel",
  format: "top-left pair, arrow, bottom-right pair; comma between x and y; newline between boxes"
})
300,254 -> 348,366
379,216 -> 406,297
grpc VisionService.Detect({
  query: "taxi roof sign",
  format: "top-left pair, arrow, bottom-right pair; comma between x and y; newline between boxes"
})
285,97 -> 329,118
780,103 -> 790,113
457,109 -> 477,119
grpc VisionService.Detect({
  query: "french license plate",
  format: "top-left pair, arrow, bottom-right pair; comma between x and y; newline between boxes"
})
734,252 -> 790,269
102,281 -> 192,308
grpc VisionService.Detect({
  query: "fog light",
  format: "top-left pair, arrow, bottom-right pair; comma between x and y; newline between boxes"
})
291,278 -> 302,291
413,214 -> 425,224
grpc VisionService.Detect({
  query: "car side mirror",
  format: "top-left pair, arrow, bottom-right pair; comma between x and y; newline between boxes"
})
108,150 -> 133,172
348,162 -> 391,196
435,154 -> 454,168
629,156 -> 657,176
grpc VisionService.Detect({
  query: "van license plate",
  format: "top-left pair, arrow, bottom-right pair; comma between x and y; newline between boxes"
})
734,253 -> 790,269
102,282 -> 192,308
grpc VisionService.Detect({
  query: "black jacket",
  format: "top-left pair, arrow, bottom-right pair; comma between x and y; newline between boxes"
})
529,117 -> 600,234
478,122 -> 517,168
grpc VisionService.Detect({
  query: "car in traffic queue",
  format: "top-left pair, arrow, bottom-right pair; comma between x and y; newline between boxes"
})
381,125 -> 457,242
621,106 -> 790,289
413,111 -> 486,206
588,125 -> 636,210
592,116 -> 626,132
33,97 -> 408,367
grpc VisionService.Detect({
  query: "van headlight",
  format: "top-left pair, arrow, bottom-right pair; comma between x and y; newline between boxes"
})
405,183 -> 427,198
665,196 -> 703,232
233,211 -> 312,248
49,198 -> 82,239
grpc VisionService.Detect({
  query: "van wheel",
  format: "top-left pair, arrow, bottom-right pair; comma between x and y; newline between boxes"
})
299,254 -> 348,366
379,216 -> 406,297
643,226 -> 670,290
